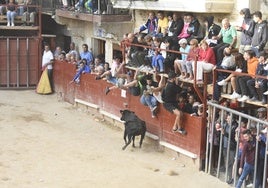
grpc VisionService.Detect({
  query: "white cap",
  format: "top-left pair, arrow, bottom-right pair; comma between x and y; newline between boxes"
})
179,38 -> 187,45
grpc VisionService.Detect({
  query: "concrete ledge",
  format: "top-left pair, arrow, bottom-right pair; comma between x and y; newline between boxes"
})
74,98 -> 99,110
146,132 -> 159,141
159,141 -> 197,159
99,110 -> 123,123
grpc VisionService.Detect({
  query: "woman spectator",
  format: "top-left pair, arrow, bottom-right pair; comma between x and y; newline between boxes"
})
6,0 -> 17,26
185,38 -> 200,80
193,40 -> 216,81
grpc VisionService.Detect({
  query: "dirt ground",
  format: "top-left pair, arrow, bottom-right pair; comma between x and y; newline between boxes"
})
0,90 -> 230,188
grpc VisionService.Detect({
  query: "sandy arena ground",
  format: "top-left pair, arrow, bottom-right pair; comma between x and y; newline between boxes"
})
0,90 -> 230,188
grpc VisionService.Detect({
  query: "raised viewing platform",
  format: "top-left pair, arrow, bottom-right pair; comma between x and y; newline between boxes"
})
56,9 -> 132,23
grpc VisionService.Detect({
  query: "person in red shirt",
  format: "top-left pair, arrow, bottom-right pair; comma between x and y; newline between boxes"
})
192,40 -> 216,81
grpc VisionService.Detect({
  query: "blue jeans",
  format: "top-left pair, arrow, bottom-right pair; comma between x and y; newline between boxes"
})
7,11 -> 17,23
140,94 -> 157,109
236,162 -> 254,188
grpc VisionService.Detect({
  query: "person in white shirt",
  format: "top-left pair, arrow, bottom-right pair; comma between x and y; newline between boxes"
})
42,43 -> 54,91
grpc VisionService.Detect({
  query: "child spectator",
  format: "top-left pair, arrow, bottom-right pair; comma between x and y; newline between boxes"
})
151,48 -> 164,73
70,58 -> 90,84
140,74 -> 159,118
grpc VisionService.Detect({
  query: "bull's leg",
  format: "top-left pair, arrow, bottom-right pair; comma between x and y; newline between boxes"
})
139,131 -> 146,148
132,136 -> 136,147
123,130 -> 127,144
122,135 -> 132,150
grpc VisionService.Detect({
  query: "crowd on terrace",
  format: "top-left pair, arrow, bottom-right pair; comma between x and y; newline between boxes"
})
39,6 -> 268,188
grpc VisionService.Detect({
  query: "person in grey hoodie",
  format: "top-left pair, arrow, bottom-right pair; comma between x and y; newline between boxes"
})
251,11 -> 268,57
236,8 -> 255,54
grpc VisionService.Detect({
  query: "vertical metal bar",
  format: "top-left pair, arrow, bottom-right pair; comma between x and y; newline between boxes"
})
208,106 -> 216,174
26,38 -> 29,87
16,38 -> 19,87
263,130 -> 268,188
216,109 -> 224,178
224,113 -> 232,182
6,38 -> 9,88
233,116 -> 242,186
253,122 -> 260,187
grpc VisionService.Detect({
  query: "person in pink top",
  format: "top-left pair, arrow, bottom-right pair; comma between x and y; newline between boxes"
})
193,40 -> 216,81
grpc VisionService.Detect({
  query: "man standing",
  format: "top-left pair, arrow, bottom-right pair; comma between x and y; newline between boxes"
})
251,11 -> 268,57
80,43 -> 94,67
42,43 -> 54,92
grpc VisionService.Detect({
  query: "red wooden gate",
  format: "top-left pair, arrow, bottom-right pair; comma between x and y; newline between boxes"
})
0,37 -> 41,89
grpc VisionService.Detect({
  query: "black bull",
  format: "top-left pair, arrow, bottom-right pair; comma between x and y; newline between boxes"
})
120,110 -> 147,150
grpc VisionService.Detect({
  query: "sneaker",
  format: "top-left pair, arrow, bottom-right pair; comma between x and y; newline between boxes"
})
217,79 -> 227,86
95,75 -> 102,80
11,22 -> 14,26
178,128 -> 187,135
231,92 -> 241,99
249,96 -> 258,101
261,98 -> 267,104
105,86 -> 110,95
238,95 -> 249,102
7,22 -> 10,26
264,90 -> 268,95
151,106 -> 157,118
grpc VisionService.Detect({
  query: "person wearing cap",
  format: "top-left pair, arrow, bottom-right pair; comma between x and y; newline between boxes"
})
161,71 -> 187,135
174,38 -> 190,78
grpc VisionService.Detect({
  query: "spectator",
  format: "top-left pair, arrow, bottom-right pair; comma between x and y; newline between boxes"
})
177,14 -> 191,40
202,16 -> 221,47
156,11 -> 168,37
193,40 -> 216,81
212,18 -> 237,66
174,38 -> 190,77
70,58 -> 91,84
185,38 -> 200,80
42,43 -> 54,92
219,113 -> 238,184
54,46 -> 62,60
6,0 -> 17,27
236,129 -> 256,188
235,50 -> 258,102
251,11 -> 268,57
68,42 -> 79,61
80,43 -> 94,67
126,33 -> 140,67
21,0 -> 37,26
214,53 -> 247,101
151,48 -> 164,73
163,36 -> 180,72
236,8 -> 255,54
247,51 -> 268,103
0,0 -> 7,15
186,13 -> 201,42
139,11 -> 158,36
162,71 -> 186,135
167,12 -> 183,41
92,54 -> 105,74
140,74 -> 159,118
